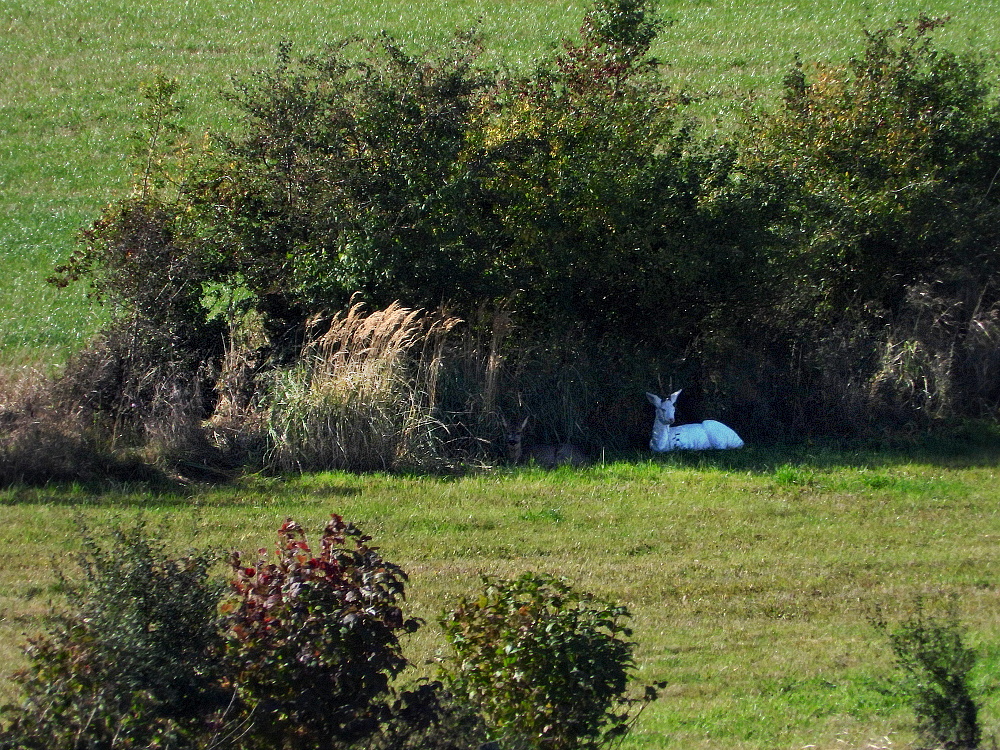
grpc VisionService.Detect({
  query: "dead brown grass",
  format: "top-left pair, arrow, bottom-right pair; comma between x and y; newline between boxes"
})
260,301 -> 463,472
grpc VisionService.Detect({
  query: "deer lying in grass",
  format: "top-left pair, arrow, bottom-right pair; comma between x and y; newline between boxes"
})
646,390 -> 744,452
503,416 -> 590,469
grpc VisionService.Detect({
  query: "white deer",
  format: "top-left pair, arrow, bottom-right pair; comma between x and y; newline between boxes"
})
503,416 -> 591,469
646,390 -> 744,452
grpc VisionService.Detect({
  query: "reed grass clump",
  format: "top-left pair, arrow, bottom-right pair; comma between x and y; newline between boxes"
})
262,302 -> 461,473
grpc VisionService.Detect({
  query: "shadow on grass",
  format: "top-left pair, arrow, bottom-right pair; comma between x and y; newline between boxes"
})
0,477 -> 367,508
634,420 -> 1000,474
2,420 -> 998,506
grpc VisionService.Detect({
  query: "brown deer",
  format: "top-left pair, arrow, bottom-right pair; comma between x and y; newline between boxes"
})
502,416 -> 590,469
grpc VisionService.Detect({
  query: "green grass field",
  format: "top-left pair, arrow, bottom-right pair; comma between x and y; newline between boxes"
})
5,2 -> 1000,747
2,442 -> 1000,749
3,0 -> 999,364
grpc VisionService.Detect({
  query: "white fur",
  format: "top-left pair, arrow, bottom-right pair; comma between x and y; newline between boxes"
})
646,391 -> 743,452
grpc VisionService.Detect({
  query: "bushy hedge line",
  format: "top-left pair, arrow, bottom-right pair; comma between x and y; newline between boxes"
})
44,0 -> 1000,468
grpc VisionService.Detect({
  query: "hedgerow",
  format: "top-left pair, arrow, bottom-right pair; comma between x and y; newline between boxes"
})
29,0 -> 1000,480
721,14 -> 1000,432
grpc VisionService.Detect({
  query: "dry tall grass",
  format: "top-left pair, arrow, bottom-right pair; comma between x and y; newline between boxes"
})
261,301 -> 462,472
251,304 -> 660,469
870,284 -> 1000,422
0,301 -> 624,483
0,364 -> 80,484
0,360 -> 158,485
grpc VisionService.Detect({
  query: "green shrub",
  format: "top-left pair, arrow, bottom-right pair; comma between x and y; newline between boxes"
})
158,0 -> 715,355
53,75 -> 225,368
193,33 -> 498,342
365,681 -> 489,750
472,0 -> 725,346
872,598 -> 981,750
739,16 -> 1000,325
0,519 -> 225,750
221,514 -> 421,750
439,572 -> 658,750
580,0 -> 667,55
710,15 -> 1000,433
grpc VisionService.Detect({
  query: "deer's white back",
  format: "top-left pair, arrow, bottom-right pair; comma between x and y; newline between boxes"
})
646,391 -> 743,452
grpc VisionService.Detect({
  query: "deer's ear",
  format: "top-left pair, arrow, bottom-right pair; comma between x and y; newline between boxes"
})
669,389 -> 682,404
646,392 -> 661,406
519,416 -> 530,432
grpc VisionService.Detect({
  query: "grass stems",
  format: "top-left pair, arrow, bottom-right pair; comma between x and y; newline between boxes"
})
262,302 -> 462,472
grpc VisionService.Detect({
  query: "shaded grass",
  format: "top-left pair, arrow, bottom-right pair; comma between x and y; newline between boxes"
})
2,444 -> 1000,748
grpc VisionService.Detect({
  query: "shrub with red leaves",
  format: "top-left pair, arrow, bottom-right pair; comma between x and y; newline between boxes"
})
222,514 -> 420,750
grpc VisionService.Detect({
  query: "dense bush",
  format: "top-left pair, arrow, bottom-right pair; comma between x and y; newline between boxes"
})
190,32 -> 498,345
738,16 -> 1000,324
469,0 -> 698,341
222,514 -> 422,749
440,572 -> 658,750
176,0 -> 711,355
723,15 -> 1000,430
0,520 -> 225,750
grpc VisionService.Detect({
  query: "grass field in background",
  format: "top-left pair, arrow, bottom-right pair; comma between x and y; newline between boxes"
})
3,0 -> 1000,364
2,442 -> 1000,749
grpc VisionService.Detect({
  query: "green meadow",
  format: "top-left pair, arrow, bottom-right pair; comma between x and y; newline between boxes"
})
5,1 -> 1000,748
2,443 -> 1000,749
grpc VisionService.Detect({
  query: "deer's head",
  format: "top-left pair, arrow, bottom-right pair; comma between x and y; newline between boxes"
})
646,390 -> 681,426
502,416 -> 530,463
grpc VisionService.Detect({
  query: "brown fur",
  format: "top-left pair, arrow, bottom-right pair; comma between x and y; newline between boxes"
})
502,416 -> 590,469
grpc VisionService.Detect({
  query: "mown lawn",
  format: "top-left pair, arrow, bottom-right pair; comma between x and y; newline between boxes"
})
2,441 -> 999,749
